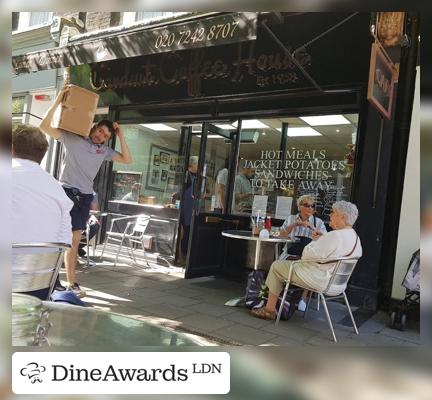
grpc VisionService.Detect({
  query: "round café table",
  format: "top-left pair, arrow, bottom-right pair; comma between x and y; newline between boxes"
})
221,230 -> 291,270
15,301 -> 201,347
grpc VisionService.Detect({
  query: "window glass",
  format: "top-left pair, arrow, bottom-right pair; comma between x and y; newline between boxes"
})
111,123 -> 184,207
12,12 -> 19,31
233,114 -> 358,222
29,12 -> 52,26
201,131 -> 232,213
135,12 -> 173,22
12,96 -> 25,130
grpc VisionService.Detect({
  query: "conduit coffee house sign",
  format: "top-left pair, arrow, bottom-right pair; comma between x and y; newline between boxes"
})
90,43 -> 311,99
87,13 -> 371,102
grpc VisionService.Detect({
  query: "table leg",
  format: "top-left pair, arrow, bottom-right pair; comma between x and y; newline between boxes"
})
86,226 -> 90,268
275,243 -> 280,260
254,239 -> 261,270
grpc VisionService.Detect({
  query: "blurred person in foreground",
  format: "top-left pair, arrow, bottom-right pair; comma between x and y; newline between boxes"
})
251,201 -> 362,320
40,87 -> 132,297
12,124 -> 73,299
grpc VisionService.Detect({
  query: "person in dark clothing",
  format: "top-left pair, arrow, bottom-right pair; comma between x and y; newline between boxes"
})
179,156 -> 198,260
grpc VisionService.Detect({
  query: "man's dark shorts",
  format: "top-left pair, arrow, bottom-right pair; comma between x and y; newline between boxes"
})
63,187 -> 94,231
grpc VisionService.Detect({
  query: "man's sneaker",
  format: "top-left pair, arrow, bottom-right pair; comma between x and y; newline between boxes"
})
66,282 -> 86,298
297,299 -> 307,312
54,281 -> 67,291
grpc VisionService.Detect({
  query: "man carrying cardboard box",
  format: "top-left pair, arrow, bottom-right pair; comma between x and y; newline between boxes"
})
40,87 -> 132,297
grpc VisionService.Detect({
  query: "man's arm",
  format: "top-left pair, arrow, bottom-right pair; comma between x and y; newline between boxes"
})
111,123 -> 132,164
39,87 -> 67,139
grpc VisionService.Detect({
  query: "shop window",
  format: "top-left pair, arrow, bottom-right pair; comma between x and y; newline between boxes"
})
111,123 -> 184,207
233,114 -> 358,222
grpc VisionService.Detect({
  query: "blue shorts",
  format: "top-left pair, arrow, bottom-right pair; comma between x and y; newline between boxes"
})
63,187 -> 94,231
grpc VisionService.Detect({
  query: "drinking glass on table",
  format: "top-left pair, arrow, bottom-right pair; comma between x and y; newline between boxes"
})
271,226 -> 280,237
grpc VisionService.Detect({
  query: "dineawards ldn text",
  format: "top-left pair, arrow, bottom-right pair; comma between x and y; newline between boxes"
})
52,364 -> 193,382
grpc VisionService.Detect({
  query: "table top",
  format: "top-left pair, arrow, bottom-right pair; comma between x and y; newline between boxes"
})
36,302 -> 200,347
221,230 -> 291,243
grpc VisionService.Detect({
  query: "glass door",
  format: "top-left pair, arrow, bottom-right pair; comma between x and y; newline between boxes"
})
183,122 -> 238,278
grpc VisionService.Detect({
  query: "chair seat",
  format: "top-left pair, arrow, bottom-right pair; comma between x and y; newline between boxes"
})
275,256 -> 360,343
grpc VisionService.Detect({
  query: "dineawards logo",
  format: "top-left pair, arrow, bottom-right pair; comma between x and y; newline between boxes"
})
12,352 -> 230,394
20,362 -> 47,384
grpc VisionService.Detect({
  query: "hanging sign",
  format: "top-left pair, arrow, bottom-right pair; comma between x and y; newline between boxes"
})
367,42 -> 395,119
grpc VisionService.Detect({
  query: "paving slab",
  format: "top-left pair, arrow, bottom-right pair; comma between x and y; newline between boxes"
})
179,313 -> 235,333
212,324 -> 278,346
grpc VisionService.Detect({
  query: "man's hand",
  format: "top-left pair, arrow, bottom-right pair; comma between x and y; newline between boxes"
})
112,122 -> 123,137
311,229 -> 323,241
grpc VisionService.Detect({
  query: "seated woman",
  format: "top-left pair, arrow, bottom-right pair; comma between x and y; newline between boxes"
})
279,194 -> 327,259
251,200 -> 362,320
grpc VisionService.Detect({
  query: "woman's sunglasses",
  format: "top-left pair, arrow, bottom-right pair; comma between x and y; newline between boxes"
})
301,203 -> 315,208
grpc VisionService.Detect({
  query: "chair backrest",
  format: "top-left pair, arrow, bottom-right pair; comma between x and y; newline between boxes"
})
323,258 -> 359,296
12,243 -> 70,299
132,215 -> 151,234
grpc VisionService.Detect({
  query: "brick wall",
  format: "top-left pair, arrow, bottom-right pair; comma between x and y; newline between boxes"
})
85,12 -> 114,31
54,12 -> 121,33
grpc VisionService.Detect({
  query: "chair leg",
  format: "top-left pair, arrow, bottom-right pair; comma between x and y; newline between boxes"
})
129,242 -> 138,265
304,291 -> 313,320
275,281 -> 290,325
114,240 -> 124,267
100,238 -> 108,259
141,239 -> 150,267
320,294 -> 337,343
343,292 -> 359,335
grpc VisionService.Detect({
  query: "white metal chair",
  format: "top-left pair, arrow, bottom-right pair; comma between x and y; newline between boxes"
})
12,242 -> 70,300
275,257 -> 360,342
100,214 -> 151,267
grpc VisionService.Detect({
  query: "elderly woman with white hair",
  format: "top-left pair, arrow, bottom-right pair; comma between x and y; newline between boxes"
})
251,200 -> 362,320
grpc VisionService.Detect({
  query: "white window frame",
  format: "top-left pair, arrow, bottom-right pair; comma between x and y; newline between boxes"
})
122,12 -> 177,26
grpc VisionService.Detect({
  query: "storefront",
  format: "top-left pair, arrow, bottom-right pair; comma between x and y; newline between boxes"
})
12,12 -> 419,311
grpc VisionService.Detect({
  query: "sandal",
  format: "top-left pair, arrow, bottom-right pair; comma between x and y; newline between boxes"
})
251,307 -> 276,320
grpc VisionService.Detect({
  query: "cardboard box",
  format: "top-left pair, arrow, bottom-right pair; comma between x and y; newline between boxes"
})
51,84 -> 99,137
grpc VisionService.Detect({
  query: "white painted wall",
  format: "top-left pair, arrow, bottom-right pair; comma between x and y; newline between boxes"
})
391,66 -> 420,299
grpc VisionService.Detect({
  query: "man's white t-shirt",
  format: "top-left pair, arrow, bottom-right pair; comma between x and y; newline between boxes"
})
12,158 -> 73,245
214,168 -> 228,209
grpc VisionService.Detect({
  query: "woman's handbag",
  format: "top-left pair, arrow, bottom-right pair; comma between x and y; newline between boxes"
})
288,236 -> 312,256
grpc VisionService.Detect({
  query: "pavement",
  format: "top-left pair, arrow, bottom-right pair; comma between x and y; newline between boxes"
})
61,249 -> 421,346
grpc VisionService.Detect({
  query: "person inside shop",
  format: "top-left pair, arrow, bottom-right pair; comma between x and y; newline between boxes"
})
233,160 -> 255,213
251,200 -> 362,321
213,159 -> 229,213
179,156 -> 198,264
121,182 -> 142,202
40,87 -> 132,297
12,124 -> 74,299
